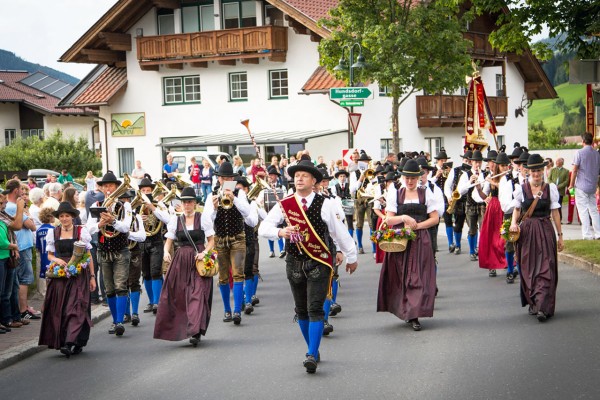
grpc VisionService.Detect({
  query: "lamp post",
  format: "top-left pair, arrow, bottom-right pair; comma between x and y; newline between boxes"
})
334,43 -> 366,148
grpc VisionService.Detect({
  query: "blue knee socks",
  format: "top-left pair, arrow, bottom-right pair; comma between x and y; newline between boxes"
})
278,238 -> 284,252
298,318 -> 309,347
323,299 -> 332,322
107,296 -> 117,323
468,235 -> 476,255
331,279 -> 339,303
252,275 -> 259,297
115,295 -> 127,324
356,229 -> 364,249
143,279 -> 153,305
233,282 -> 244,313
268,240 -> 275,252
219,284 -> 231,313
370,229 -> 376,253
125,295 -> 131,316
445,226 -> 454,246
244,278 -> 254,304
151,279 -> 163,306
454,232 -> 462,249
506,251 -> 515,274
130,291 -> 140,315
348,228 -> 354,238
308,321 -> 324,357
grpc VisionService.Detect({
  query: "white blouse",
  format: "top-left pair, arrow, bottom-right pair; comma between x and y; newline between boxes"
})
45,226 -> 92,253
385,187 -> 437,215
510,181 -> 561,210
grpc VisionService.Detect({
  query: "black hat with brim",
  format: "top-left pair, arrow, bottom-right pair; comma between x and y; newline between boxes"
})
469,150 -> 484,162
267,166 -> 281,177
462,150 -> 473,160
495,152 -> 511,166
96,170 -> 122,186
399,159 -> 426,176
138,177 -> 155,189
334,170 -> 349,178
375,165 -> 385,174
435,148 -> 449,160
317,168 -> 332,181
216,162 -> 237,177
287,160 -> 323,183
179,187 -> 197,201
484,150 -> 498,162
52,202 -> 80,218
416,157 -> 435,171
523,153 -> 548,170
384,172 -> 397,182
236,176 -> 250,188
508,147 -> 523,160
514,151 -> 530,165
358,151 -> 371,161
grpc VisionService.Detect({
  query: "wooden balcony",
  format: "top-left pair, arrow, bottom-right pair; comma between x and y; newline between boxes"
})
136,25 -> 288,70
463,31 -> 505,65
416,95 -> 508,128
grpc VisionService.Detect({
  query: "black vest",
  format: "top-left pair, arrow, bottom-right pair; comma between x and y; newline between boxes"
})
213,189 -> 244,237
522,182 -> 551,219
285,194 -> 331,260
98,202 -> 129,252
174,213 -> 205,247
54,226 -> 81,262
335,183 -> 351,199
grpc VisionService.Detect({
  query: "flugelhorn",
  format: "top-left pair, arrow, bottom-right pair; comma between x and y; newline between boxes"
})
99,174 -> 132,238
218,187 -> 234,209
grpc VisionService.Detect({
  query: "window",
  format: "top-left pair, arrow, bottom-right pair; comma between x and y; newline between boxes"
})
163,75 -> 201,105
4,129 -> 16,145
460,86 -> 468,96
118,148 -> 135,177
424,137 -> 443,158
380,139 -> 401,159
496,134 -> 505,149
269,69 -> 288,99
496,74 -> 504,97
379,86 -> 390,97
158,9 -> 175,35
265,4 -> 284,26
222,1 -> 256,29
21,129 -> 43,139
182,3 -> 215,33
229,72 -> 248,101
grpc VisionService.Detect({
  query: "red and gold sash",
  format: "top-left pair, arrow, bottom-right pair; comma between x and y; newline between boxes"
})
279,194 -> 333,268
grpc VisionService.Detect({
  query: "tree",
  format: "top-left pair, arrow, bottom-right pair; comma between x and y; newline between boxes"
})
460,0 -> 600,59
0,130 -> 101,177
319,0 -> 473,153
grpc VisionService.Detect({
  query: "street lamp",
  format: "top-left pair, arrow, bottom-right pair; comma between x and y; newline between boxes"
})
334,42 -> 366,148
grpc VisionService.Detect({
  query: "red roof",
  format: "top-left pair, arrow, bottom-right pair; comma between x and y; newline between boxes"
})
0,71 -> 93,115
281,0 -> 338,22
301,66 -> 346,93
71,67 -> 127,107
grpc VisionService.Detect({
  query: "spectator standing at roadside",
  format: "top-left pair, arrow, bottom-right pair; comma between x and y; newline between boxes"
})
58,170 -> 74,184
568,132 -> 600,240
27,178 -> 36,190
548,158 -> 570,221
189,157 -> 202,198
199,158 -> 214,203
62,188 -> 82,226
0,193 -> 23,333
233,155 -> 247,176
131,160 -> 146,186
35,208 -> 55,298
85,171 -> 97,192
250,158 -> 267,183
29,188 -> 44,230
163,153 -> 179,181
544,158 -> 554,182
280,156 -> 289,188
42,183 -> 63,211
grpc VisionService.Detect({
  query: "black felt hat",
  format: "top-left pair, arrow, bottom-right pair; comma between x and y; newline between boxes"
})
514,148 -> 530,165
317,168 -> 332,181
52,202 -> 80,218
179,187 -> 197,201
495,152 -> 511,166
434,148 -> 449,160
96,170 -> 121,186
384,171 -> 397,182
119,189 -> 135,199
235,176 -> 250,188
484,149 -> 498,162
267,166 -> 281,176
508,143 -> 523,160
334,170 -> 350,178
216,162 -> 237,177
398,157 -> 409,170
375,165 -> 385,174
469,150 -> 484,162
523,153 -> 548,170
287,160 -> 323,183
416,157 -> 435,171
358,150 -> 371,162
462,150 -> 473,160
399,159 -> 426,176
138,174 -> 155,189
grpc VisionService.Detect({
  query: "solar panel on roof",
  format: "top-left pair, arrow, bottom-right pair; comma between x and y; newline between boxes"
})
30,76 -> 56,90
19,72 -> 47,85
18,72 -> 76,99
53,87 -> 73,99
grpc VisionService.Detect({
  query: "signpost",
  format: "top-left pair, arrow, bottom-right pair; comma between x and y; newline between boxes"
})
330,86 -> 373,148
348,113 -> 362,135
329,87 -> 373,100
340,100 -> 364,107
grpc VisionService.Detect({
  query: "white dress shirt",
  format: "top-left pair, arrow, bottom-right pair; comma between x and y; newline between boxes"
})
128,214 -> 147,243
258,192 -> 357,264
201,189 -> 252,237
86,201 -> 133,236
499,175 -> 517,214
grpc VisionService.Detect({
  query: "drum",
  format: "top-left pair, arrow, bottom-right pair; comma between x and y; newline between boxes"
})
341,199 -> 355,215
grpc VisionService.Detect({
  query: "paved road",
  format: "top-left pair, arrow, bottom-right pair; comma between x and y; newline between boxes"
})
2,238 -> 600,400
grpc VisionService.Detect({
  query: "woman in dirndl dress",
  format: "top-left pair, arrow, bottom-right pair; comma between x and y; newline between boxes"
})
377,160 -> 439,331
373,172 -> 398,264
154,187 -> 215,346
510,154 -> 564,322
39,202 -> 95,357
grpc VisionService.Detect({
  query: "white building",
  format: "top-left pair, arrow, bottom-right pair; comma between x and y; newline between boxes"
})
59,0 -> 555,177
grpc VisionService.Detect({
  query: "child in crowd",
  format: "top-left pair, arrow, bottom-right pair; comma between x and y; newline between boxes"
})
35,208 -> 55,298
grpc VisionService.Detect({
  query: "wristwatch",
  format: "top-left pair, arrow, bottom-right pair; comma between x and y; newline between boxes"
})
90,274 -> 96,278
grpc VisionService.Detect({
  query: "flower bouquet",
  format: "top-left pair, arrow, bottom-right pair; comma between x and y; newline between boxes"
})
371,224 -> 417,253
46,242 -> 91,279
196,249 -> 218,277
500,219 -> 520,243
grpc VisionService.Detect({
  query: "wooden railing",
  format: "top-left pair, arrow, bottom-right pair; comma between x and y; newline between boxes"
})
416,95 -> 508,128
463,31 -> 505,59
137,26 -> 288,61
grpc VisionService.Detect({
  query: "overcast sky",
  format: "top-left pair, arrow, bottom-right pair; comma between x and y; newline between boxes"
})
0,0 -> 116,80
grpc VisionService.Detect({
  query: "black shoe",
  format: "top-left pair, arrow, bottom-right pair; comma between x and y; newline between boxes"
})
269,252 -> 275,258
60,345 -> 72,358
143,304 -> 153,313
449,244 -> 456,253
329,303 -> 342,316
454,247 -> 461,255
152,304 -> 158,315
233,312 -> 242,325
108,323 -> 116,334
21,310 -> 41,320
410,319 -> 422,331
72,345 -> 83,355
537,311 -> 548,322
528,306 -> 537,315
323,321 -> 333,336
115,323 -> 125,336
488,269 -> 497,277
305,351 -> 321,363
506,273 -> 515,284
251,295 -> 259,306
123,314 -> 131,324
131,314 -> 140,326
469,254 -> 478,261
189,334 -> 200,347
244,303 -> 254,315
223,312 -> 233,322
303,356 -> 318,373
358,248 -> 365,254
279,251 -> 286,259
91,298 -> 102,305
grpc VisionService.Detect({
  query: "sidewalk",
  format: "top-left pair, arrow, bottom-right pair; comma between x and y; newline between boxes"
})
0,295 -> 111,370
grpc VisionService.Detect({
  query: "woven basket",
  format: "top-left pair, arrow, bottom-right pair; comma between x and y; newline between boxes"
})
379,237 -> 409,253
507,227 -> 520,243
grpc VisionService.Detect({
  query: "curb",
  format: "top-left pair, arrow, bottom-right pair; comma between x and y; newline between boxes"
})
0,306 -> 112,371
559,253 -> 600,276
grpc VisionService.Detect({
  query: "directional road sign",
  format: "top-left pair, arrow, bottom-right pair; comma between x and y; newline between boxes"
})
330,87 -> 373,100
340,100 -> 364,107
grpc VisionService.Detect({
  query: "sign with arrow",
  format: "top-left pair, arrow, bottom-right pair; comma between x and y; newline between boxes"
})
340,100 -> 364,107
330,87 -> 373,100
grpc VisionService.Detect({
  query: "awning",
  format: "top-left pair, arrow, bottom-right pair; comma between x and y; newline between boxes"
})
158,128 -> 346,147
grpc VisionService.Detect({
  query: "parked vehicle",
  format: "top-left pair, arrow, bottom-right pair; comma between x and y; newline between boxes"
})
27,169 -> 84,191
169,151 -> 231,182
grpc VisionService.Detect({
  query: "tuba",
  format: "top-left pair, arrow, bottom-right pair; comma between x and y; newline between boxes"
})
247,177 -> 269,201
99,174 -> 132,238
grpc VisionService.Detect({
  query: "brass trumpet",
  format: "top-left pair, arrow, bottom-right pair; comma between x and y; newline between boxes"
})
218,187 -> 234,209
99,174 -> 132,238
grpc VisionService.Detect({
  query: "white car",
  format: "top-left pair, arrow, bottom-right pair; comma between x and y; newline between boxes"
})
169,151 -> 231,183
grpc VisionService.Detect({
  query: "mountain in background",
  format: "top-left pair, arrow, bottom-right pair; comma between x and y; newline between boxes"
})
534,36 -> 574,87
0,49 -> 79,85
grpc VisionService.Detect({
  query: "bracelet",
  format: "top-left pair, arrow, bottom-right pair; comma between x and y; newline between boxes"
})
557,233 -> 563,237
90,274 -> 95,278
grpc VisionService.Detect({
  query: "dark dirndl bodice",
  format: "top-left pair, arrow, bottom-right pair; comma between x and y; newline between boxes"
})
395,187 -> 427,225
174,213 -> 204,249
490,186 -> 499,198
54,226 -> 81,262
521,182 -> 551,218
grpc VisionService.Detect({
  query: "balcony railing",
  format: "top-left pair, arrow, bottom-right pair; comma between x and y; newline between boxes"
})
463,31 -> 505,60
416,95 -> 508,128
136,25 -> 288,66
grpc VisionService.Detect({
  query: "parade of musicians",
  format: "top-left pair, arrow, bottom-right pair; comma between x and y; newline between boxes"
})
1,0 -> 600,398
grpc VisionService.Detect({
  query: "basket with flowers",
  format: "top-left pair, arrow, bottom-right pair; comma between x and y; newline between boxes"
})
500,218 -> 520,242
371,223 -> 417,253
46,253 -> 91,279
196,249 -> 218,277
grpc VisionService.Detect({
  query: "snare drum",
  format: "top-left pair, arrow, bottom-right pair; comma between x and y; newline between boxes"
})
341,199 -> 355,215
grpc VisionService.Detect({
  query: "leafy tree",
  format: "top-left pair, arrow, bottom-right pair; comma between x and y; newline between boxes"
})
0,130 -> 101,178
458,0 -> 600,59
319,0 -> 473,153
